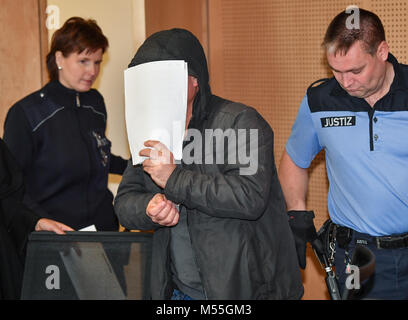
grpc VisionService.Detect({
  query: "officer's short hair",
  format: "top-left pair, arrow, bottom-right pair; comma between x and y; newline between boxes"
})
322,8 -> 385,56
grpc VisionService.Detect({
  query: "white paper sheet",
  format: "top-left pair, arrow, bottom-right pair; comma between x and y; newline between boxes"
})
124,60 -> 188,165
79,224 -> 97,231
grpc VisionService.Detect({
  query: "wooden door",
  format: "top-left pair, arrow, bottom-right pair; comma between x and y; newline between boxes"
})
0,0 -> 48,135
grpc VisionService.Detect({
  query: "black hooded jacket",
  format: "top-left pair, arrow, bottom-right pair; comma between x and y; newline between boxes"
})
114,29 -> 303,299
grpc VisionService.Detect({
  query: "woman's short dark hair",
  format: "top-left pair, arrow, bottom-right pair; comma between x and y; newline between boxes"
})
323,8 -> 385,56
46,17 -> 109,81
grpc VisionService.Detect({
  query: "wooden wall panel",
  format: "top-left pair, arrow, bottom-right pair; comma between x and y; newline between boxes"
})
0,0 -> 48,135
144,0 -> 208,57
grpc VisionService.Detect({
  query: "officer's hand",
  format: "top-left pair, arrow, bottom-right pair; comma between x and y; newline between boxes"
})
146,193 -> 179,226
287,210 -> 316,269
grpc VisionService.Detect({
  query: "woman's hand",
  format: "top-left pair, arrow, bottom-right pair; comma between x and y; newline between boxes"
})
35,218 -> 74,234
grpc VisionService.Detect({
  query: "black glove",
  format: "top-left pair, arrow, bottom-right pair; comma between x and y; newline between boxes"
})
287,210 -> 317,269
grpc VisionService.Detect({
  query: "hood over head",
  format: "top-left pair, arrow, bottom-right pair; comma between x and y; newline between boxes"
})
128,28 -> 212,125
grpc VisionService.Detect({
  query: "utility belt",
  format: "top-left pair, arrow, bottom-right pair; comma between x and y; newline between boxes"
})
334,224 -> 408,250
318,220 -> 408,266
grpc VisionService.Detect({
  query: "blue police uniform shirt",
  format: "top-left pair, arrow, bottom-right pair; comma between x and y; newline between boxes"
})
286,53 -> 408,236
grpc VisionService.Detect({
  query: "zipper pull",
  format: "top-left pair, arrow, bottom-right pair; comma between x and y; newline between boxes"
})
76,93 -> 80,107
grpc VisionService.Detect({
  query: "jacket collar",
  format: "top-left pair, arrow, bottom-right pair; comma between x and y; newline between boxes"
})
45,81 -> 82,107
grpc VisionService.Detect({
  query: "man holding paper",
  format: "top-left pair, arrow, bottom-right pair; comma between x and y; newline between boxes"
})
114,29 -> 303,300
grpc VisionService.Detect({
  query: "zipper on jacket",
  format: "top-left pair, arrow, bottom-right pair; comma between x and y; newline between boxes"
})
75,91 -> 92,227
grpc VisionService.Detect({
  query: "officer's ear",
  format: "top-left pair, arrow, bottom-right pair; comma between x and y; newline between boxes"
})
376,41 -> 389,62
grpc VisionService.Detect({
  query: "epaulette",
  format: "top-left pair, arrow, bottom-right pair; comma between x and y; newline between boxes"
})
307,78 -> 331,90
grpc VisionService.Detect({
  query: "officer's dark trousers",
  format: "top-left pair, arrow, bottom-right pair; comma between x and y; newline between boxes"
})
335,230 -> 408,300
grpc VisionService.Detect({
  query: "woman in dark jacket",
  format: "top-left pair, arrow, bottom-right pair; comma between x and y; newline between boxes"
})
114,28 -> 303,300
3,17 -> 127,231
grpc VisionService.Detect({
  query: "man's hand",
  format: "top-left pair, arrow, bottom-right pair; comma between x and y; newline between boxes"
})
139,140 -> 176,188
147,193 -> 179,226
35,218 -> 74,234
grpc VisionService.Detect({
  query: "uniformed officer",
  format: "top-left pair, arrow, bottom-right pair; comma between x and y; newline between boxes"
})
279,8 -> 408,299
